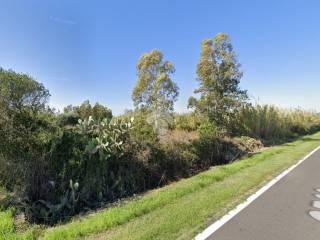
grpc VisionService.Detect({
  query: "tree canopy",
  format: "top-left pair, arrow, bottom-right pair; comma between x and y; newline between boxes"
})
0,68 -> 50,114
132,49 -> 179,113
63,100 -> 112,124
189,33 -> 248,128
132,50 -> 179,135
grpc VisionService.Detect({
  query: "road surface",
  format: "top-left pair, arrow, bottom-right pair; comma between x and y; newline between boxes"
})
207,148 -> 320,240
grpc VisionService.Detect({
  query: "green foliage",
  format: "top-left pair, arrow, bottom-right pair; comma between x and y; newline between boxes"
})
197,121 -> 220,138
0,209 -> 14,236
132,49 -> 179,112
39,132 -> 320,240
132,50 -> 179,135
131,119 -> 157,143
77,116 -> 133,159
194,122 -> 224,167
0,209 -> 36,240
117,110 -> 158,143
0,68 -> 57,202
0,68 -> 50,114
30,116 -> 139,224
27,180 -> 80,225
233,105 -> 320,143
189,33 -> 248,129
1,35 -> 320,231
173,113 -> 203,131
156,143 -> 198,181
61,100 -> 112,126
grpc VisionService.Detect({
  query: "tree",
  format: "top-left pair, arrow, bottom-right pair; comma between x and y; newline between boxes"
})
188,33 -> 248,128
63,100 -> 113,124
0,68 -> 50,114
132,49 -> 179,134
132,49 -> 179,111
0,68 -> 55,200
0,68 -> 51,154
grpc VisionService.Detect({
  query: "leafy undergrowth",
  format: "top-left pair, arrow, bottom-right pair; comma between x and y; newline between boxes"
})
35,131 -> 320,240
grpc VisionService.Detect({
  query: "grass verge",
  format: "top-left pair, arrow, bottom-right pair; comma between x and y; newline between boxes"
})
37,132 -> 320,240
0,209 -> 35,240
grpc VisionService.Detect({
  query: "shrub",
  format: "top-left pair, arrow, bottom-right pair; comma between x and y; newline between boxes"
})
117,110 -> 158,144
192,122 -> 224,167
29,116 -> 142,224
173,113 -> 203,131
148,142 -> 198,184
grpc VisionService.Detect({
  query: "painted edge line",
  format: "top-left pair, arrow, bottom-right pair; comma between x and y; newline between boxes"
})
195,145 -> 320,240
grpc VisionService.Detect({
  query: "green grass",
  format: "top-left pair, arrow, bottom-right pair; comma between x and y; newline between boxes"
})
37,132 -> 320,240
0,209 -> 35,240
0,189 -> 37,240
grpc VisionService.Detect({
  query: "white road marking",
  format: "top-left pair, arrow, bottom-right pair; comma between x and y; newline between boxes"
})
195,145 -> 320,240
309,211 -> 320,222
312,201 -> 320,209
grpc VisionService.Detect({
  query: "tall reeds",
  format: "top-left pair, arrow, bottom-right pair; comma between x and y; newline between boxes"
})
236,105 -> 320,142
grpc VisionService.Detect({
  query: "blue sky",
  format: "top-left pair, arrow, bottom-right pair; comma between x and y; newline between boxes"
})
0,0 -> 319,114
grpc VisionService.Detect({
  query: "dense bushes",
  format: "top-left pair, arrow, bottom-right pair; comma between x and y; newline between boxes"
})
173,113 -> 203,131
8,105 -> 319,224
0,68 -> 58,203
27,116 -> 149,224
1,64 -> 320,225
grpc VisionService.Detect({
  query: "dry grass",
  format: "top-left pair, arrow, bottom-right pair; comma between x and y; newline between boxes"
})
159,130 -> 198,145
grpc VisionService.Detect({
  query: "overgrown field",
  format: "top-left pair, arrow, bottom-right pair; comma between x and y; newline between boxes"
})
1,132 -> 320,239
1,32 -> 320,239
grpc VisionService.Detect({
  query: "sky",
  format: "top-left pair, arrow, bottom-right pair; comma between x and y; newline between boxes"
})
0,0 -> 319,114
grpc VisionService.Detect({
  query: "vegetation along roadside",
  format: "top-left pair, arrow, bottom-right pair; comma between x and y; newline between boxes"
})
1,32 -> 320,239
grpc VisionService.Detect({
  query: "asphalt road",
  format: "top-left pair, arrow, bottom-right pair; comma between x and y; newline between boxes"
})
207,148 -> 320,240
